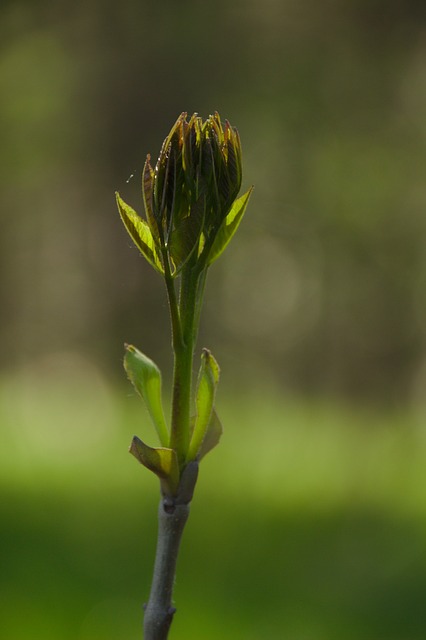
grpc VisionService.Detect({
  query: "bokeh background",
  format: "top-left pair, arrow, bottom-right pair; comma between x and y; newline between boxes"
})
1,1 -> 426,638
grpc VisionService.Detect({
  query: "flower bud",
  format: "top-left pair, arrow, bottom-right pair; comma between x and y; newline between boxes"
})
118,112 -> 251,275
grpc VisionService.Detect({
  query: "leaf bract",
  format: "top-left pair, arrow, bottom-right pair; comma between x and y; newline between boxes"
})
116,192 -> 164,274
129,436 -> 179,496
198,409 -> 223,460
207,186 -> 253,265
124,345 -> 169,447
187,349 -> 220,461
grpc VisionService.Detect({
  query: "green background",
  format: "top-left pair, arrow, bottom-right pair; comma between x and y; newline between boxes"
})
1,1 -> 426,638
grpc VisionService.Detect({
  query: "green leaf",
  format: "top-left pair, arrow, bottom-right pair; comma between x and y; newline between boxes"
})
207,186 -> 253,265
198,409 -> 223,460
116,192 -> 164,274
142,155 -> 162,246
187,349 -> 220,461
124,345 -> 169,447
129,436 -> 179,496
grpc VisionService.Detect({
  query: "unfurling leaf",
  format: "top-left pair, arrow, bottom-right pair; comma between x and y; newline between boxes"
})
129,436 -> 179,496
207,186 -> 253,265
187,349 -> 220,461
124,345 -> 169,447
116,192 -> 164,274
142,154 -> 162,246
168,195 -> 205,275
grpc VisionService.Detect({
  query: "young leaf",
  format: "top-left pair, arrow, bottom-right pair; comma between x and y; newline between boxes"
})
129,436 -> 179,497
198,409 -> 223,460
116,192 -> 164,274
187,349 -> 220,462
168,195 -> 205,274
207,186 -> 253,265
124,345 -> 169,447
142,155 -> 162,246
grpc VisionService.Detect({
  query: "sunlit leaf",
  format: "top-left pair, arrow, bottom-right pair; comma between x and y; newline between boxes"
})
129,436 -> 179,496
187,349 -> 220,461
207,186 -> 253,265
142,155 -> 162,245
116,192 -> 164,274
124,345 -> 169,447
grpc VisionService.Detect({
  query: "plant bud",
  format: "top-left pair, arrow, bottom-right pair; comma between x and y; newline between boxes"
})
117,112 -> 251,275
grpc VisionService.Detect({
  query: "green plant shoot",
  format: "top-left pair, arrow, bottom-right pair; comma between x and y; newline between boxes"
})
116,112 -> 252,640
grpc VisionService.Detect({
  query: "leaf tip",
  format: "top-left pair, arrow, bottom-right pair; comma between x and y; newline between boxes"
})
129,435 -> 142,462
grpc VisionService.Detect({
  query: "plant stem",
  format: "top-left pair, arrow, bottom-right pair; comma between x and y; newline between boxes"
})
144,261 -> 205,638
143,497 -> 190,640
169,264 -> 201,465
143,462 -> 198,640
163,251 -> 182,354
170,339 -> 193,465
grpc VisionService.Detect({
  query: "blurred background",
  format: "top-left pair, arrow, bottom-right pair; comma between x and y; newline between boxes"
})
1,0 -> 426,638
